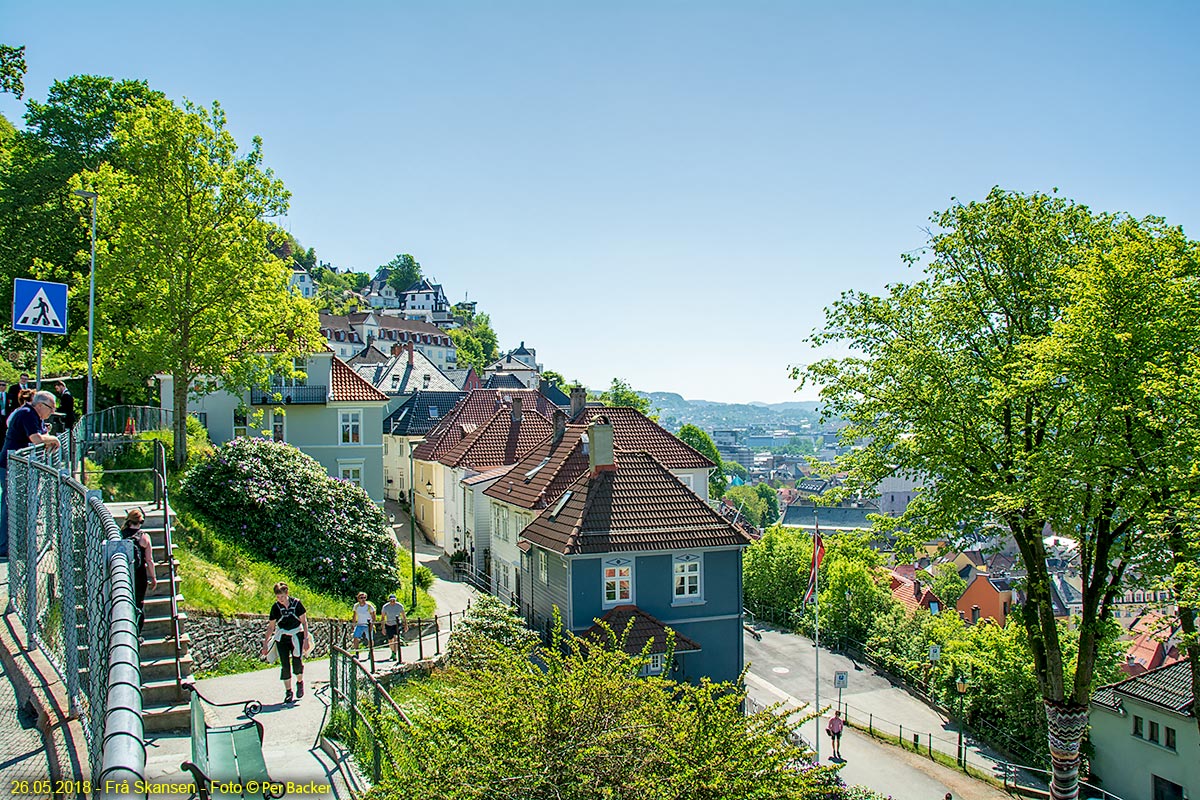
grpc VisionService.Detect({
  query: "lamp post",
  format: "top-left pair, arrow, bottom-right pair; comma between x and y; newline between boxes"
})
956,675 -> 968,768
408,443 -> 418,609
72,189 -> 98,416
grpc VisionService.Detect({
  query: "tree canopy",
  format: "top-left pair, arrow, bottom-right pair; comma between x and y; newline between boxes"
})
83,97 -> 321,465
0,44 -> 26,98
384,253 -> 422,293
803,187 -> 1200,795
599,378 -> 653,416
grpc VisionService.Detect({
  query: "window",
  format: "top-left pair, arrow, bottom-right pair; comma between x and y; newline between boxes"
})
1133,716 -> 1144,737
644,653 -> 665,675
190,411 -> 208,430
233,410 -> 248,438
1165,726 -> 1176,750
538,550 -> 548,584
677,473 -> 694,490
271,410 -> 285,443
603,558 -> 633,606
340,410 -> 362,444
1149,721 -> 1160,744
673,553 -> 702,601
338,461 -> 364,486
429,406 -> 439,419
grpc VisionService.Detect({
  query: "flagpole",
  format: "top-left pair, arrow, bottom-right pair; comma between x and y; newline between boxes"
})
814,508 -> 820,763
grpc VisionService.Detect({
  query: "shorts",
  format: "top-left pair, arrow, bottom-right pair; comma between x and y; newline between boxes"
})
384,623 -> 398,639
828,731 -> 842,740
353,623 -> 370,640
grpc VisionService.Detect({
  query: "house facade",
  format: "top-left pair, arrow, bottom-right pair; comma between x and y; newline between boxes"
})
399,278 -> 453,327
320,312 -> 457,370
364,267 -> 400,309
516,422 -> 752,684
1090,661 -> 1197,800
157,350 -> 390,501
289,268 -> 314,299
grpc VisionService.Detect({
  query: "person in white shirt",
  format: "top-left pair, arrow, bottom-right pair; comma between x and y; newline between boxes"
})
350,592 -> 376,657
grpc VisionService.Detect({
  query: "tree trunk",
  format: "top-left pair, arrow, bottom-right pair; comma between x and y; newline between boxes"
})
172,373 -> 188,470
1044,700 -> 1091,800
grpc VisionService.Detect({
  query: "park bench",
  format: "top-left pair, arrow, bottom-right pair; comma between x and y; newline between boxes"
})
180,683 -> 280,800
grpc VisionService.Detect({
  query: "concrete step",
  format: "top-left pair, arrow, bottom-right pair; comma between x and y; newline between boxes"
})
143,594 -> 185,614
142,611 -> 187,639
140,633 -> 191,660
142,702 -> 190,733
142,677 -> 187,706
140,654 -> 195,683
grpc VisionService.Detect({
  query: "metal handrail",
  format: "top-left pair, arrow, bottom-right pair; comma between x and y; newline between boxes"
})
331,645 -> 414,725
153,439 -> 184,693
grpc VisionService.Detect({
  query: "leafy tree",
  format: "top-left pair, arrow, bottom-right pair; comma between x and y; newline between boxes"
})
365,620 -> 840,800
445,594 -> 538,670
472,312 -> 499,362
448,328 -> 485,371
384,253 -> 422,293
723,484 -> 767,528
803,188 -> 1190,796
928,563 -> 967,610
743,526 -> 811,616
724,460 -> 749,480
600,378 -> 653,416
677,424 -> 727,498
541,369 -> 566,389
82,98 -> 321,466
755,482 -> 781,524
0,44 -> 25,98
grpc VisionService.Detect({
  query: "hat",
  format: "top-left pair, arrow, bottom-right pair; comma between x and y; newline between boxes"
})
388,593 -> 397,600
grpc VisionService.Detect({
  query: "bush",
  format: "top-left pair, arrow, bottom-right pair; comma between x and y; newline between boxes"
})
180,438 -> 399,602
446,595 -> 538,669
413,564 -> 434,590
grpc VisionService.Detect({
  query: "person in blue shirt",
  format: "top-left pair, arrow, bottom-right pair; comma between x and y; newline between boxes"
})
0,390 -> 61,559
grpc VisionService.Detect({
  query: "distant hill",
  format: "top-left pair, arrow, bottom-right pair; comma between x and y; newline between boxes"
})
633,392 -> 830,433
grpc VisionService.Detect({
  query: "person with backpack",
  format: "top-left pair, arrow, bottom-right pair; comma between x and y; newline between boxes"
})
261,582 -> 310,704
120,508 -> 158,639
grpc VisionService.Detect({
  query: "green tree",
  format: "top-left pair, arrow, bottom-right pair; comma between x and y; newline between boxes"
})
723,484 -> 767,528
755,482 -> 781,524
541,369 -> 566,389
0,44 -> 25,98
804,188 -> 1187,796
445,594 -> 538,670
601,378 -> 653,416
83,98 -> 321,467
365,621 -> 839,800
928,562 -> 967,610
724,460 -> 749,480
677,424 -> 727,498
384,253 -> 422,293
448,328 -> 485,371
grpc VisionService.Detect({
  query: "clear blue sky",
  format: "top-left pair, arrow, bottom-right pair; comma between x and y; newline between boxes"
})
3,2 -> 1198,403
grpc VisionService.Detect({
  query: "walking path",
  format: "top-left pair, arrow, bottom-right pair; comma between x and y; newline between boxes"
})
0,561 -> 64,790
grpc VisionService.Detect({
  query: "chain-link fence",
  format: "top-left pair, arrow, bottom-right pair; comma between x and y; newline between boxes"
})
6,441 -> 144,794
327,645 -> 420,784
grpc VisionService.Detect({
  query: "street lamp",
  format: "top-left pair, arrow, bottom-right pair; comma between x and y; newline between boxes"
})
955,675 -> 969,768
72,189 -> 98,417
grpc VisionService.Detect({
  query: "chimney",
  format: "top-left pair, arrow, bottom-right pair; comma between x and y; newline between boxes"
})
511,396 -> 523,423
407,342 -> 414,366
588,416 -> 616,476
914,579 -> 922,599
391,343 -> 402,357
570,386 -> 586,419
540,377 -> 551,394
552,409 -> 566,442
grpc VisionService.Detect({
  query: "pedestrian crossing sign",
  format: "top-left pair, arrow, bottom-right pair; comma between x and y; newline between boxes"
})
12,278 -> 68,335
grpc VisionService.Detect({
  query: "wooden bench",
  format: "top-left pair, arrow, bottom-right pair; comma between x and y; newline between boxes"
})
180,684 -> 280,800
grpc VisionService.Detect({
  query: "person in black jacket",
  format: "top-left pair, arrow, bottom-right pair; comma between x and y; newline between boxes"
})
6,374 -> 31,417
53,380 -> 76,431
120,508 -> 158,637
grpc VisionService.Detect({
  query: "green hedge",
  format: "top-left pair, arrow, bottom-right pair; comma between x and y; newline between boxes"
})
180,437 -> 399,602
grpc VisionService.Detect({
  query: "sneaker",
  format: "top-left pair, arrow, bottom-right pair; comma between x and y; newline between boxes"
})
284,689 -> 294,704
296,682 -> 305,699
390,654 -> 397,661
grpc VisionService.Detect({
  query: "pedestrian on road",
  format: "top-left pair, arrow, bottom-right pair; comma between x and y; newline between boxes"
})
826,709 -> 845,760
0,390 -> 61,560
262,582 -> 310,704
351,591 -> 377,657
380,593 -> 409,661
120,508 -> 157,638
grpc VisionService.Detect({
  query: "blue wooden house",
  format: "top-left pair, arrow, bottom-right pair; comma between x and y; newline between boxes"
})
517,418 -> 752,684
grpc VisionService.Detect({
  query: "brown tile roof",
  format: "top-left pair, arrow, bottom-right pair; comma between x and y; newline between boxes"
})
411,390 -> 562,462
1092,660 -> 1193,715
484,425 -> 592,510
520,451 -> 753,556
888,570 -> 942,616
329,356 -> 389,402
347,311 -> 445,337
582,605 -> 701,655
438,406 -> 554,470
575,406 -> 715,470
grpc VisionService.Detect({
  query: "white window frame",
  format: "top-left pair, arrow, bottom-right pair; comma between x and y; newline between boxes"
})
602,557 -> 634,607
338,459 -> 365,487
340,409 -> 363,445
672,552 -> 703,604
677,473 -> 694,490
646,653 -> 665,675
538,550 -> 548,584
233,410 -> 248,439
271,409 -> 286,443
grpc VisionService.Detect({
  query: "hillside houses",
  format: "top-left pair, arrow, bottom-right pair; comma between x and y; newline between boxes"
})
320,311 -> 456,369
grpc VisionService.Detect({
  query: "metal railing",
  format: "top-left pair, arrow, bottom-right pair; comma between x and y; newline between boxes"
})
325,605 -> 471,672
153,440 -> 183,692
6,442 -> 145,792
328,645 -> 418,784
249,385 -> 328,405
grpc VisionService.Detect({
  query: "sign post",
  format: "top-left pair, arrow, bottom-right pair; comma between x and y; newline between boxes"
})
833,670 -> 849,715
12,278 -> 69,387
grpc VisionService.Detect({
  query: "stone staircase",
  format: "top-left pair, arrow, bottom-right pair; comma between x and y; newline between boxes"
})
106,502 -> 194,731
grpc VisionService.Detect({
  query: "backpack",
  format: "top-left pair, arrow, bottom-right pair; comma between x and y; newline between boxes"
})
275,598 -> 302,630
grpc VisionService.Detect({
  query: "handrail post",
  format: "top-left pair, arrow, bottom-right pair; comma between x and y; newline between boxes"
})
59,470 -> 82,717
434,616 -> 441,655
329,647 -> 338,715
349,664 -> 358,742
24,460 -> 40,650
372,683 -> 382,783
417,621 -> 424,661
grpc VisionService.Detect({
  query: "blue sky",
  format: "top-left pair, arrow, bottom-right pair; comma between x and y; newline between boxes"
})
3,2 -> 1198,403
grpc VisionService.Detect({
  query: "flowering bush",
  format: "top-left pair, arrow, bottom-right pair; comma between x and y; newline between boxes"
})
180,437 -> 399,602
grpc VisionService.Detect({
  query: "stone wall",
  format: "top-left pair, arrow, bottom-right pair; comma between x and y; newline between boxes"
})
187,610 -> 348,672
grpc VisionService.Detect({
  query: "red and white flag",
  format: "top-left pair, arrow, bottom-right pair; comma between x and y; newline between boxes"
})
803,525 -> 825,605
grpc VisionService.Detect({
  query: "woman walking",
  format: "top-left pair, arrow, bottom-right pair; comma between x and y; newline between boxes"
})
120,508 -> 157,639
262,582 -> 309,704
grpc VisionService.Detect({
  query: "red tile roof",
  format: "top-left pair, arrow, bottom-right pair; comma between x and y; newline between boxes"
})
411,390 -> 563,462
889,570 -> 942,616
582,605 -> 701,656
438,406 -> 554,470
575,406 -> 715,470
329,356 -> 389,402
483,425 -> 591,510
520,451 -> 753,556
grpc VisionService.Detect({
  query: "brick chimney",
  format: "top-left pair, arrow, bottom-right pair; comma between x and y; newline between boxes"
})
570,386 -> 586,419
391,343 -> 403,357
552,409 -> 566,442
914,579 -> 922,600
511,396 -> 523,423
407,342 -> 415,366
588,416 -> 616,476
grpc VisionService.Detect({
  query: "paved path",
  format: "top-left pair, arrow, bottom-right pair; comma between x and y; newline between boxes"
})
0,561 -> 61,789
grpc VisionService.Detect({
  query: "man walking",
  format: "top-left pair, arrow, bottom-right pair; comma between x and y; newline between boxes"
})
350,592 -> 377,658
0,391 -> 61,559
53,380 -> 76,430
380,593 -> 409,661
826,709 -> 845,760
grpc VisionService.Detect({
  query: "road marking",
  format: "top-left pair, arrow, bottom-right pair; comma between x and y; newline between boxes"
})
772,666 -> 789,674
